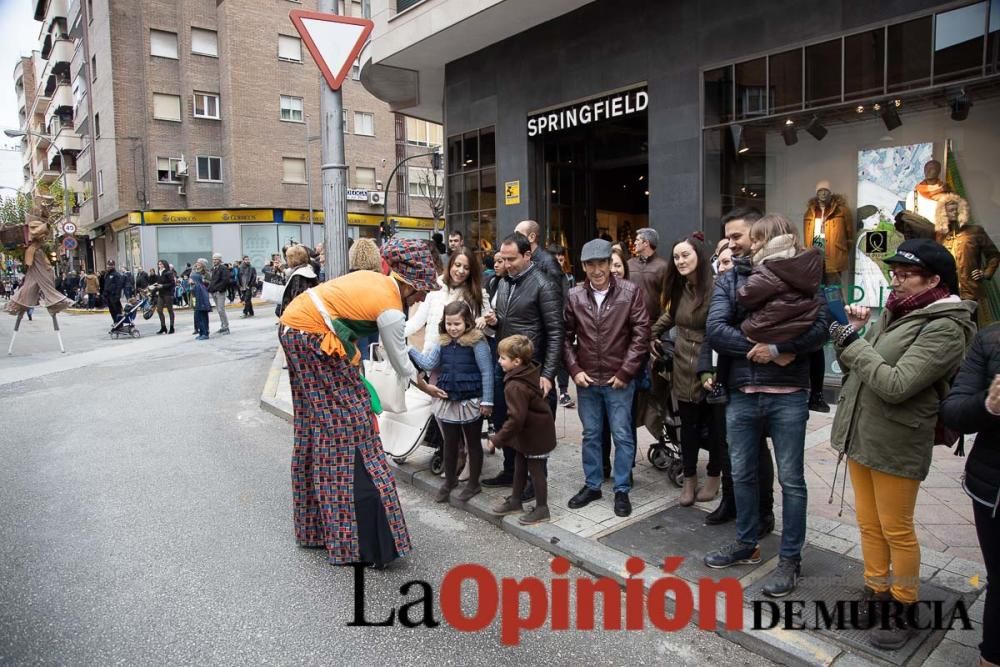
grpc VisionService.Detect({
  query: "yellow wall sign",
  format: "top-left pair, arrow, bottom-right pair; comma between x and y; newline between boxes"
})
504,180 -> 520,205
128,209 -> 274,225
283,210 -> 436,230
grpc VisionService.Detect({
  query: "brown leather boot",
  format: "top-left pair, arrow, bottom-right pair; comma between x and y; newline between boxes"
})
679,476 -> 697,506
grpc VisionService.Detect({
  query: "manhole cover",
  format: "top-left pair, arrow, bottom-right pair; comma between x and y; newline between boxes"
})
598,504 -> 779,581
743,545 -> 963,665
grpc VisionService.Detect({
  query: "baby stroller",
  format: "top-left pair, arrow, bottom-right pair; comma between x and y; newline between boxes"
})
646,328 -> 685,487
109,288 -> 153,339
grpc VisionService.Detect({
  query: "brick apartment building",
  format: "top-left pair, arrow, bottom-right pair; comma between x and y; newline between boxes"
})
14,0 -> 443,273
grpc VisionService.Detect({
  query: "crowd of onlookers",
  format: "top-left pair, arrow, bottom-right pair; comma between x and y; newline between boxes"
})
405,219 -> 996,662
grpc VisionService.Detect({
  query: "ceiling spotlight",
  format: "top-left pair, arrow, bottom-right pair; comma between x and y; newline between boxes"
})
873,103 -> 882,112
950,91 -> 972,121
856,105 -> 865,113
805,115 -> 827,141
730,123 -> 749,155
781,123 -> 798,146
880,102 -> 902,131
893,99 -> 902,107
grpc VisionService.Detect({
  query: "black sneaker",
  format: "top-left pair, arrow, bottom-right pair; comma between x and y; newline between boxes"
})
614,491 -> 632,517
559,392 -> 575,409
480,473 -> 514,488
809,391 -> 831,413
762,557 -> 801,598
704,541 -> 761,569
568,486 -> 602,509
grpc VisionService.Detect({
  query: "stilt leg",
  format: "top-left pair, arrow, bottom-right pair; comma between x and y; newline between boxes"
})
51,313 -> 65,353
7,311 -> 25,356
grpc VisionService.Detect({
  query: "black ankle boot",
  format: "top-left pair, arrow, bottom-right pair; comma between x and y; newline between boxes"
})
168,326 -> 175,334
705,495 -> 737,525
157,327 -> 167,335
856,586 -> 892,629
871,599 -> 923,650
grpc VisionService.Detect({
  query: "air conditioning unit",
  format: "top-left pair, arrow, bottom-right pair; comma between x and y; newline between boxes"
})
177,184 -> 186,196
368,191 -> 384,207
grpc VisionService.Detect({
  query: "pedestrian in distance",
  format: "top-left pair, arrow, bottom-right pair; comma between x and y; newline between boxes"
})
103,260 -> 125,331
238,256 -> 256,318
489,335 -> 557,525
208,253 -> 231,335
277,245 -> 319,319
154,259 -> 176,335
409,300 -> 494,503
189,272 -> 212,340
548,242 -> 577,410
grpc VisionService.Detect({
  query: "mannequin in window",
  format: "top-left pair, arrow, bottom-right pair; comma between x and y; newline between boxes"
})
936,193 -> 1000,326
803,180 -> 853,290
905,159 -> 951,223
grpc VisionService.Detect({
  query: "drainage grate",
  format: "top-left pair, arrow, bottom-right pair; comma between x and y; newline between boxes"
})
743,545 -> 963,666
598,504 -> 779,581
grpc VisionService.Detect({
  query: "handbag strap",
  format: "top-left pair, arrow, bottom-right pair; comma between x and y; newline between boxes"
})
307,287 -> 336,333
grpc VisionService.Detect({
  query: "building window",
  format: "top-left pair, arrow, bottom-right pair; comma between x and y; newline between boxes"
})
97,170 -> 103,196
158,226 -> 213,272
446,126 -> 496,255
408,166 -> 443,198
153,93 -> 182,121
193,92 -> 220,119
157,157 -> 182,183
351,58 -> 361,80
196,156 -> 222,182
191,28 -> 218,57
91,55 -> 97,81
94,112 -> 100,137
282,157 -> 307,184
354,111 -> 374,136
279,95 -> 304,122
150,30 -> 179,59
354,167 -> 376,189
278,35 -> 302,62
343,109 -> 348,129
405,117 -> 443,147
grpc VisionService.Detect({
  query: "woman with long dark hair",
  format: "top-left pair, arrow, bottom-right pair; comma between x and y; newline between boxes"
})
651,233 -> 722,505
154,259 -> 176,334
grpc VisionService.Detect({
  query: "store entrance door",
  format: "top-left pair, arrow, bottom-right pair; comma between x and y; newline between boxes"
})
536,109 -> 648,275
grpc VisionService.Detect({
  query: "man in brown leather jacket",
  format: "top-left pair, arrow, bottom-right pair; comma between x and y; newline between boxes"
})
564,238 -> 651,517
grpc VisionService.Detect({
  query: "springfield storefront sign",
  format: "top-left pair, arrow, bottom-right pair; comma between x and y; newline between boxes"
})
527,85 -> 648,137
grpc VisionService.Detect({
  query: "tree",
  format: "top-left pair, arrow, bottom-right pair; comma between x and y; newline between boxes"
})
0,192 -> 30,228
418,169 -> 445,230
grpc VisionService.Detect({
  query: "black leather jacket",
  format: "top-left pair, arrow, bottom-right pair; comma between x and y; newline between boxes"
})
941,323 -> 1000,514
494,263 -> 564,380
706,257 -> 828,390
531,246 -> 564,283
208,264 -> 230,293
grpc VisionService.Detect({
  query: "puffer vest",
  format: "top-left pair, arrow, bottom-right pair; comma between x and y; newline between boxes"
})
438,340 -> 482,401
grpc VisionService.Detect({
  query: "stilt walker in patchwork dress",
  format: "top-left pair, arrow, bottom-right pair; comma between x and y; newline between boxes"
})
278,238 -> 446,567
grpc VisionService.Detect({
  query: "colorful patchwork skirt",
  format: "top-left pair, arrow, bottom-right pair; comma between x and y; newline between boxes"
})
280,329 -> 412,565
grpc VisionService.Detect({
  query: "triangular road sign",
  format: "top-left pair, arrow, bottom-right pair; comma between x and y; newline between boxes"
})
289,10 -> 373,91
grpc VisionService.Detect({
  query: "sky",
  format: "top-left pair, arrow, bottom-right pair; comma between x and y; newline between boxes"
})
0,0 -> 43,189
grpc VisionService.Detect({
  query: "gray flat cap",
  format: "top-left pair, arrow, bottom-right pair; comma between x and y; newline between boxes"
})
580,238 -> 613,262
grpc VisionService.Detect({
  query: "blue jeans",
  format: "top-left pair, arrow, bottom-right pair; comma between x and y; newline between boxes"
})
578,381 -> 636,493
194,310 -> 209,336
726,390 -> 808,560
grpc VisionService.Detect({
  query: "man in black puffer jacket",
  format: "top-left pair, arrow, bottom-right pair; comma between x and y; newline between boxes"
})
703,212 -> 828,599
941,323 -> 1000,667
481,232 -> 564,490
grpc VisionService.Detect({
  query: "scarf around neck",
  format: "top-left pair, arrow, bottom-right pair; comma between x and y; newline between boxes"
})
884,285 -> 951,319
752,234 -> 797,266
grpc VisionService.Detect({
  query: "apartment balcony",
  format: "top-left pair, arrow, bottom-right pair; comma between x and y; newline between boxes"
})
35,0 -> 67,25
47,129 -> 81,166
41,21 -> 70,59
363,0 -> 596,121
70,39 -> 84,80
73,93 -> 88,131
43,81 -> 73,129
40,41 -> 72,88
67,0 -> 80,33
14,57 -> 25,84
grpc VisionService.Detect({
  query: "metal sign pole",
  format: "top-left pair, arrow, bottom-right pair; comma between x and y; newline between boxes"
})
319,0 -> 348,280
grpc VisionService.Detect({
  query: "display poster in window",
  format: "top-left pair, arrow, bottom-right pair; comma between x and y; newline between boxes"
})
853,142 -> 933,307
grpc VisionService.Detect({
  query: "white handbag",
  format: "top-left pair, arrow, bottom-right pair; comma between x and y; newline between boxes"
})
363,343 -> 408,413
261,278 -> 285,303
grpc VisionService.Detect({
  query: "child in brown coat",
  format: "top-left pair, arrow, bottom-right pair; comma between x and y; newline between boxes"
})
489,335 -> 557,524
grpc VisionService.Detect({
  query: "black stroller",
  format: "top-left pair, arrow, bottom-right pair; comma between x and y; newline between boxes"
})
646,328 -> 685,487
109,288 -> 153,339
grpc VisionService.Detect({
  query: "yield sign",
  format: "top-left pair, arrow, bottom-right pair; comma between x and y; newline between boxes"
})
289,10 -> 374,91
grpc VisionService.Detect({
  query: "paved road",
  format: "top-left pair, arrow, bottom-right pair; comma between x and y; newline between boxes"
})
0,309 -> 773,665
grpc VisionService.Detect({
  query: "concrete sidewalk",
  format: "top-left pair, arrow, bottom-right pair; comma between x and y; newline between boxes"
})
260,347 -> 987,667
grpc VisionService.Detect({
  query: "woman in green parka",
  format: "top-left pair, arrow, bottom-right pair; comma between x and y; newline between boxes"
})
828,238 -> 976,651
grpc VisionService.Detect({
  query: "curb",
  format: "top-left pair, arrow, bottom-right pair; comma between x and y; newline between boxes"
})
258,349 -> 983,667
65,298 -> 270,316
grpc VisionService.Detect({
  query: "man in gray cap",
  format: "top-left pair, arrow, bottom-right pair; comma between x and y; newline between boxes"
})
207,253 -> 231,334
563,238 -> 650,517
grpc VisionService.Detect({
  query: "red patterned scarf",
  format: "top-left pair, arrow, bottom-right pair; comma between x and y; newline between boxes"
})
884,285 -> 951,318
